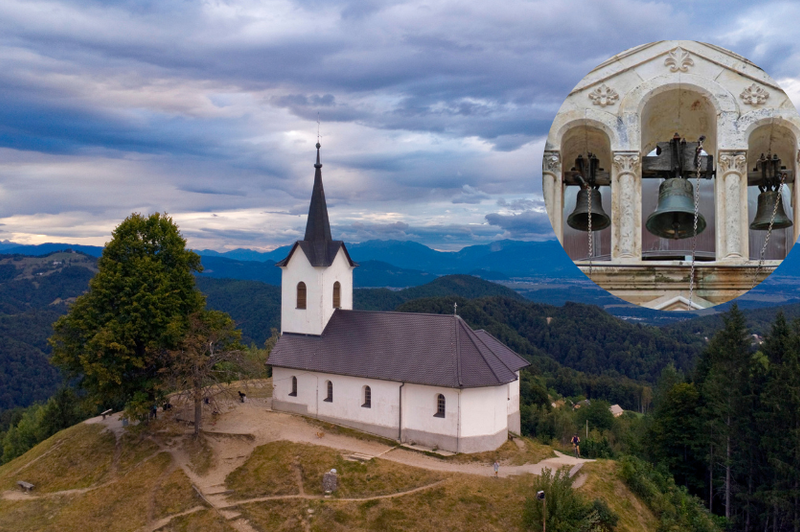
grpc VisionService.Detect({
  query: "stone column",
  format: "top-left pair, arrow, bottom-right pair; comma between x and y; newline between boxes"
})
794,149 -> 800,245
542,151 -> 563,242
611,151 -> 641,262
716,150 -> 749,261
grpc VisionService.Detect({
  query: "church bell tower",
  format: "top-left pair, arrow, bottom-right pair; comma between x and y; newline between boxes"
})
276,143 -> 356,336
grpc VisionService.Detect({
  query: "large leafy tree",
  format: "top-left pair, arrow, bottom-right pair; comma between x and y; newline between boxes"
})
50,213 -> 205,414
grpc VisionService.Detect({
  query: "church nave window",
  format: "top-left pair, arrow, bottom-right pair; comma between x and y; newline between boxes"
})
324,380 -> 333,402
296,282 -> 307,309
333,281 -> 341,308
362,386 -> 371,408
289,376 -> 297,397
434,394 -> 445,418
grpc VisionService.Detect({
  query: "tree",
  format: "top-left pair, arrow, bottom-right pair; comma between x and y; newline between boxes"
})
697,304 -> 751,519
165,310 -> 251,435
50,213 -> 204,416
647,382 -> 701,489
759,313 -> 800,531
575,399 -> 615,432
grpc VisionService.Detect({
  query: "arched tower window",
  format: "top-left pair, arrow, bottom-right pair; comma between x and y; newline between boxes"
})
333,281 -> 341,308
296,282 -> 307,309
324,381 -> 333,402
434,394 -> 445,418
289,376 -> 297,397
362,386 -> 371,408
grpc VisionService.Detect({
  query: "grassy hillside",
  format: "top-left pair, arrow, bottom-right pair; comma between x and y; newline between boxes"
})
0,419 -> 661,532
0,423 -> 208,532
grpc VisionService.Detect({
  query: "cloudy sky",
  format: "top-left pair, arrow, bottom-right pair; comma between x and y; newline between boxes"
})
1,0 -> 800,251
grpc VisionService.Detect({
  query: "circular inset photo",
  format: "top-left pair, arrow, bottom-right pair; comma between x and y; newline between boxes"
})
542,40 -> 800,311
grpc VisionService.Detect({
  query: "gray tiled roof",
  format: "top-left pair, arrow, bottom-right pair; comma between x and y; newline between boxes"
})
268,310 -> 530,388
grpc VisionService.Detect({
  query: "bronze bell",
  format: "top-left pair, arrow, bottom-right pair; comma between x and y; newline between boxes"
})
567,187 -> 611,232
750,190 -> 792,230
646,178 -> 706,239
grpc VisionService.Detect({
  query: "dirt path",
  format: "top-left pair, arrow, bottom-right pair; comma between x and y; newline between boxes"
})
220,478 -> 449,508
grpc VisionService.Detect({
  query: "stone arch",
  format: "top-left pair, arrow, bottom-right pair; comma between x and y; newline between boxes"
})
620,74 -> 739,153
745,119 -> 799,260
559,122 -> 613,261
547,110 -> 620,152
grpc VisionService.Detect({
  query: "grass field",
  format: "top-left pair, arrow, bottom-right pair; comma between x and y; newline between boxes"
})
225,441 -> 445,500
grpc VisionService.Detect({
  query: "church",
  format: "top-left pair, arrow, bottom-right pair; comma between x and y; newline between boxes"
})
268,143 -> 529,453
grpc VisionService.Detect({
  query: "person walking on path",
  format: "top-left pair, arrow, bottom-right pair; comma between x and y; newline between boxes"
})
493,461 -> 500,477
571,434 -> 581,458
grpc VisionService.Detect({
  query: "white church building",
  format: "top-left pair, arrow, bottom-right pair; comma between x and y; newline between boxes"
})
268,143 -> 530,453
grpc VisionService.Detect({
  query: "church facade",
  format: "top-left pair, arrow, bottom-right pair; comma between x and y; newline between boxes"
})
268,143 -> 529,453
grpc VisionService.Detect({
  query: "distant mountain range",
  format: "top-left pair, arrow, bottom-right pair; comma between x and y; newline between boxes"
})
3,239 -> 800,316
0,239 -> 583,281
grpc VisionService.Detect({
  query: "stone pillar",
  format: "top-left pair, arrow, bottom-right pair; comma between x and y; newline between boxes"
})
716,151 -> 749,261
794,149 -> 800,245
542,151 -> 563,243
611,151 -> 641,262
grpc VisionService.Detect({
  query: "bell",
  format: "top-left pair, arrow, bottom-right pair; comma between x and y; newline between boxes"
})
567,187 -> 611,232
646,178 -> 706,239
750,190 -> 792,230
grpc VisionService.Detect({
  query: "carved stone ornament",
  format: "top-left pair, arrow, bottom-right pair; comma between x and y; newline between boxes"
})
664,47 -> 694,73
718,152 -> 747,174
543,152 -> 561,174
612,153 -> 641,174
588,84 -> 619,107
740,83 -> 769,106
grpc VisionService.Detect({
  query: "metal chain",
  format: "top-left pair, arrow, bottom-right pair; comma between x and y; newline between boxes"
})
687,138 -> 703,311
752,170 -> 786,289
587,182 -> 593,277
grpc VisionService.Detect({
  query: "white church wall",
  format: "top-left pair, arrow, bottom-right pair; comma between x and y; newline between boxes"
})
401,383 -> 459,451
458,386 -> 509,453
280,248 -> 322,335
506,373 -> 521,435
280,246 -> 353,336
271,367 -> 316,415
320,248 -> 354,327
271,368 -> 400,440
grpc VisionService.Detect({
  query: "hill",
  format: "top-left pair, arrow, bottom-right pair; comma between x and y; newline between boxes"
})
0,397 -> 665,532
196,256 -> 437,289
0,252 -> 99,411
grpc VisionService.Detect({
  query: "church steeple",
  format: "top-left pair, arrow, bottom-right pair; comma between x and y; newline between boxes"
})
304,142 -> 332,242
276,141 -> 356,336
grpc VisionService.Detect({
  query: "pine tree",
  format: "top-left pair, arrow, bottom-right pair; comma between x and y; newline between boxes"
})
697,304 -> 751,521
760,313 -> 800,532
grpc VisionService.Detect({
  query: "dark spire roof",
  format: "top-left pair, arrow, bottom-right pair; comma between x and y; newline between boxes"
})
276,142 -> 356,268
304,142 -> 332,243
